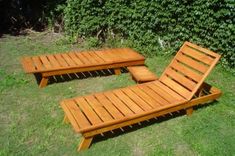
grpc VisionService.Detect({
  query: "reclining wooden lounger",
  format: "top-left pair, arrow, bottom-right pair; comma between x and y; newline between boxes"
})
60,41 -> 222,151
21,48 -> 145,88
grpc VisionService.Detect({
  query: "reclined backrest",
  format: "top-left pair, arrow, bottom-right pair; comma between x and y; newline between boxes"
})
159,41 -> 221,100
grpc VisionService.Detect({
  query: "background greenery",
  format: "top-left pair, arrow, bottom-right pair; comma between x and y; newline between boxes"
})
63,0 -> 235,69
1,0 -> 234,69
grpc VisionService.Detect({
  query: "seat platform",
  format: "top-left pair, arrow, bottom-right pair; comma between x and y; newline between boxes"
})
21,48 -> 145,88
61,81 -> 185,134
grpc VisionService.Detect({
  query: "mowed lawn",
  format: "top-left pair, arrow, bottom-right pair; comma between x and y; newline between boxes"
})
0,32 -> 235,156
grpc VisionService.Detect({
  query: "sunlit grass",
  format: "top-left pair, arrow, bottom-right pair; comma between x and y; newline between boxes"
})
0,32 -> 234,156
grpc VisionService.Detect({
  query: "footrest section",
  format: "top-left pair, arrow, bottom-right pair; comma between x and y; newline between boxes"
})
127,66 -> 158,83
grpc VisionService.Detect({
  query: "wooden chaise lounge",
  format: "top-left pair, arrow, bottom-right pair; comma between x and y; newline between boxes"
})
21,48 -> 145,88
60,41 -> 222,151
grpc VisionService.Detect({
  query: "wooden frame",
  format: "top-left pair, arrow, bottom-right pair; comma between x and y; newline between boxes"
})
60,42 -> 222,151
62,83 -> 222,151
21,48 -> 145,88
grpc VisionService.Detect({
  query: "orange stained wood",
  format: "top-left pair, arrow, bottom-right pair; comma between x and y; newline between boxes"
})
21,48 -> 145,74
32,56 -> 44,70
137,84 -> 168,106
61,81 -> 222,135
61,81 -> 184,133
159,41 -> 221,100
127,66 -> 158,83
60,42 -> 222,151
67,52 -> 84,65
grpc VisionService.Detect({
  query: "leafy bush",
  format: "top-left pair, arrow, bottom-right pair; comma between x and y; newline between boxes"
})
63,0 -> 235,68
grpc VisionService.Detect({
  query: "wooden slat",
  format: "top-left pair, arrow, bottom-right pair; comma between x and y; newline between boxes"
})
160,75 -> 191,99
47,55 -> 61,68
81,52 -> 98,64
61,53 -> 77,66
124,48 -> 145,60
176,52 -> 208,73
146,83 -> 177,103
113,90 -> 144,113
105,50 -> 123,62
104,92 -> 134,116
75,52 -> 92,64
65,100 -> 91,128
68,52 -> 84,65
85,95 -> 113,122
138,85 -> 167,106
88,51 -> 106,63
61,101 -> 80,131
21,57 -> 36,72
32,56 -> 44,70
95,93 -> 124,119
75,97 -> 103,125
110,49 -> 128,60
40,55 -> 52,69
154,81 -> 183,100
129,86 -> 161,108
121,88 -> 153,110
94,50 -> 113,62
170,60 -> 202,82
120,48 -> 141,60
140,84 -> 169,105
165,67 -> 197,91
185,41 -> 220,58
181,46 -> 214,65
93,51 -> 107,62
54,54 -> 69,67
115,48 -> 141,61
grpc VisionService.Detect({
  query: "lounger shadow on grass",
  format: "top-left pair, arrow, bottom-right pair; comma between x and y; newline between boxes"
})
34,67 -> 128,86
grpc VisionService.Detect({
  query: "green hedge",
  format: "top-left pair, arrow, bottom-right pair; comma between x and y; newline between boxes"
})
63,0 -> 235,68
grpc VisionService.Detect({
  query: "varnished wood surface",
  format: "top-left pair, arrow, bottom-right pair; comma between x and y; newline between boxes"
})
159,41 -> 221,100
127,66 -> 158,83
61,80 -> 185,133
21,48 -> 145,73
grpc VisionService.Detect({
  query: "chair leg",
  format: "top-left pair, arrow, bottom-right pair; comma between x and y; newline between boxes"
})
63,115 -> 69,124
77,137 -> 93,151
186,107 -> 194,116
114,68 -> 121,75
39,77 -> 49,88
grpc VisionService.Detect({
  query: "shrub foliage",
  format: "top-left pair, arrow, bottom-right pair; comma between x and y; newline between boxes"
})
63,0 -> 235,68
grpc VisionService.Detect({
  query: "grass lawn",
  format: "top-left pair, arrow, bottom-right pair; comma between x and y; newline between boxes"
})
0,32 -> 235,156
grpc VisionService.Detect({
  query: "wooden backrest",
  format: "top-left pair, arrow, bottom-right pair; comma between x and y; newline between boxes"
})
159,41 -> 221,100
